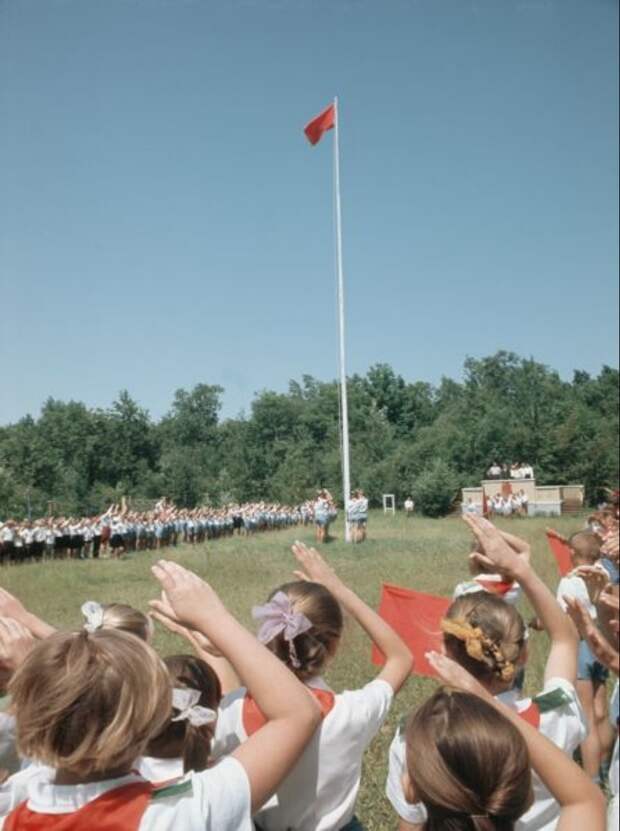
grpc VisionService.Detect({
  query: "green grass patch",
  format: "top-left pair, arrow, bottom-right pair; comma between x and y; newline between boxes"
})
1,511 -> 585,830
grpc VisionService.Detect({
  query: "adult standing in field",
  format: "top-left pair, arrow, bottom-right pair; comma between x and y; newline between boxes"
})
404,497 -> 414,517
313,490 -> 332,544
348,489 -> 368,543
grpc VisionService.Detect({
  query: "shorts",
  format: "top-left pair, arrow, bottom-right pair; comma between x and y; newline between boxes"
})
315,515 -> 329,527
577,639 -> 609,683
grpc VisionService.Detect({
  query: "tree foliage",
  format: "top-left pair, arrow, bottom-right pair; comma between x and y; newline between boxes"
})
0,353 -> 617,518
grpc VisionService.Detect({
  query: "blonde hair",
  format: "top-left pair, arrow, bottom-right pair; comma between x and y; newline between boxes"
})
147,655 -> 222,773
442,594 -> 526,685
9,629 -> 171,777
406,689 -> 532,831
264,581 -> 343,681
99,603 -> 154,642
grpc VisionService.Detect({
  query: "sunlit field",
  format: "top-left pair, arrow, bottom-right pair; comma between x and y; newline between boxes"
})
2,511 -> 586,830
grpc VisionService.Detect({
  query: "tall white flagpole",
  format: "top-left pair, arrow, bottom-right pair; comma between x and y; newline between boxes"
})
333,96 -> 352,542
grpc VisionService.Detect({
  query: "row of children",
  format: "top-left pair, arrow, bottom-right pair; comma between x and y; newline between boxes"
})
489,491 -> 529,517
0,513 -> 616,829
0,500 -> 309,566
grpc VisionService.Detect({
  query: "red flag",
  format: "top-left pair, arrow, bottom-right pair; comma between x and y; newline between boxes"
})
304,103 -> 336,146
546,530 -> 573,577
372,583 -> 451,678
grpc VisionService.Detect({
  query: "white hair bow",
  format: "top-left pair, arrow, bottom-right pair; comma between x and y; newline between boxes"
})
171,688 -> 217,728
81,601 -> 105,633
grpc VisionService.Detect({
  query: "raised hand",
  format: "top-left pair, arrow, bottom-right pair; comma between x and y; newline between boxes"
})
0,616 -> 35,672
0,587 -> 28,624
291,541 -> 346,598
572,565 -> 609,604
150,607 -> 224,658
150,560 -> 226,630
564,597 -> 619,676
425,650 -> 489,698
463,515 -> 529,581
601,531 -> 619,562
563,596 -> 592,640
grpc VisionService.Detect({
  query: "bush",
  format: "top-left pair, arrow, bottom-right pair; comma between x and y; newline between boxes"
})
412,460 -> 461,517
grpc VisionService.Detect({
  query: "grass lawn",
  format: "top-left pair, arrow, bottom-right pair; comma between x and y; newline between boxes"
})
1,511 -> 587,830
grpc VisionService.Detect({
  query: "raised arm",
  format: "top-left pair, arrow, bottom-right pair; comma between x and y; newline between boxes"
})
564,596 -> 619,676
292,542 -> 413,692
427,651 -> 606,831
150,561 -> 320,813
0,587 -> 56,640
150,605 -> 241,694
464,515 -> 578,685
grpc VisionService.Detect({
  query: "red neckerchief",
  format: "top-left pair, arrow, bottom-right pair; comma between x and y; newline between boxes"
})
243,688 -> 336,737
4,780 -> 153,831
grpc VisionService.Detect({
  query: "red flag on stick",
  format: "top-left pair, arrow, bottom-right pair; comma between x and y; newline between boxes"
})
546,530 -> 573,577
372,583 -> 451,678
304,103 -> 336,145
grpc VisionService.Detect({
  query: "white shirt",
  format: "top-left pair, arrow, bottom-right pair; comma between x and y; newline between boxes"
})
556,574 -> 597,619
452,576 -> 522,606
138,756 -> 184,783
0,758 -> 252,831
386,677 -> 587,831
213,677 -> 394,831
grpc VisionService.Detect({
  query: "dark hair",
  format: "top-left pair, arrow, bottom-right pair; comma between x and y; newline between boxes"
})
406,689 -> 532,831
568,531 -> 601,564
264,581 -> 344,681
146,655 -> 222,773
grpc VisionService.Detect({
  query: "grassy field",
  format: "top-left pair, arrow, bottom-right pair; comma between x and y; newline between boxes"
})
1,511 -> 587,829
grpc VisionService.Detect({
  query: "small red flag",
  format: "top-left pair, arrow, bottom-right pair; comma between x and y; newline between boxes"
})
304,103 -> 336,146
546,530 -> 573,577
372,583 -> 451,678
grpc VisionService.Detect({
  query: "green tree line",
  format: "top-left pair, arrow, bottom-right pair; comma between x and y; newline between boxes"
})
0,352 -> 617,518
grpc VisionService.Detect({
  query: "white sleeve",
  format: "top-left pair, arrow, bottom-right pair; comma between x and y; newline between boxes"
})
339,679 -> 394,747
539,677 -> 588,752
385,728 -> 428,824
211,688 -> 246,761
555,576 -> 573,610
192,757 -> 252,829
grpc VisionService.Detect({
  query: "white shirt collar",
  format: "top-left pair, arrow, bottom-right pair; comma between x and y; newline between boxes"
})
26,769 -> 144,814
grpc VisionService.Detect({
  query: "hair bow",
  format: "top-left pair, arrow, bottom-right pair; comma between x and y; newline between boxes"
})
81,601 -> 105,633
171,688 -> 217,728
252,591 -> 313,668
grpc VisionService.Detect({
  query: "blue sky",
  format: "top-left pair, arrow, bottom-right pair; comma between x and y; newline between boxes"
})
1,0 -> 618,424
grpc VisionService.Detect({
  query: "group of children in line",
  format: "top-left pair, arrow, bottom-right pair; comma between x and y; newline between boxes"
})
0,505 -> 617,830
489,490 -> 530,517
0,499 -> 313,566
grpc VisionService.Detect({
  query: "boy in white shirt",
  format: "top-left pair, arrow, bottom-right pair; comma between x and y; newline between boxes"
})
556,530 -> 611,780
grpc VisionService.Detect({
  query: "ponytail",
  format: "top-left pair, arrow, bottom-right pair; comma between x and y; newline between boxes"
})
146,655 -> 221,773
